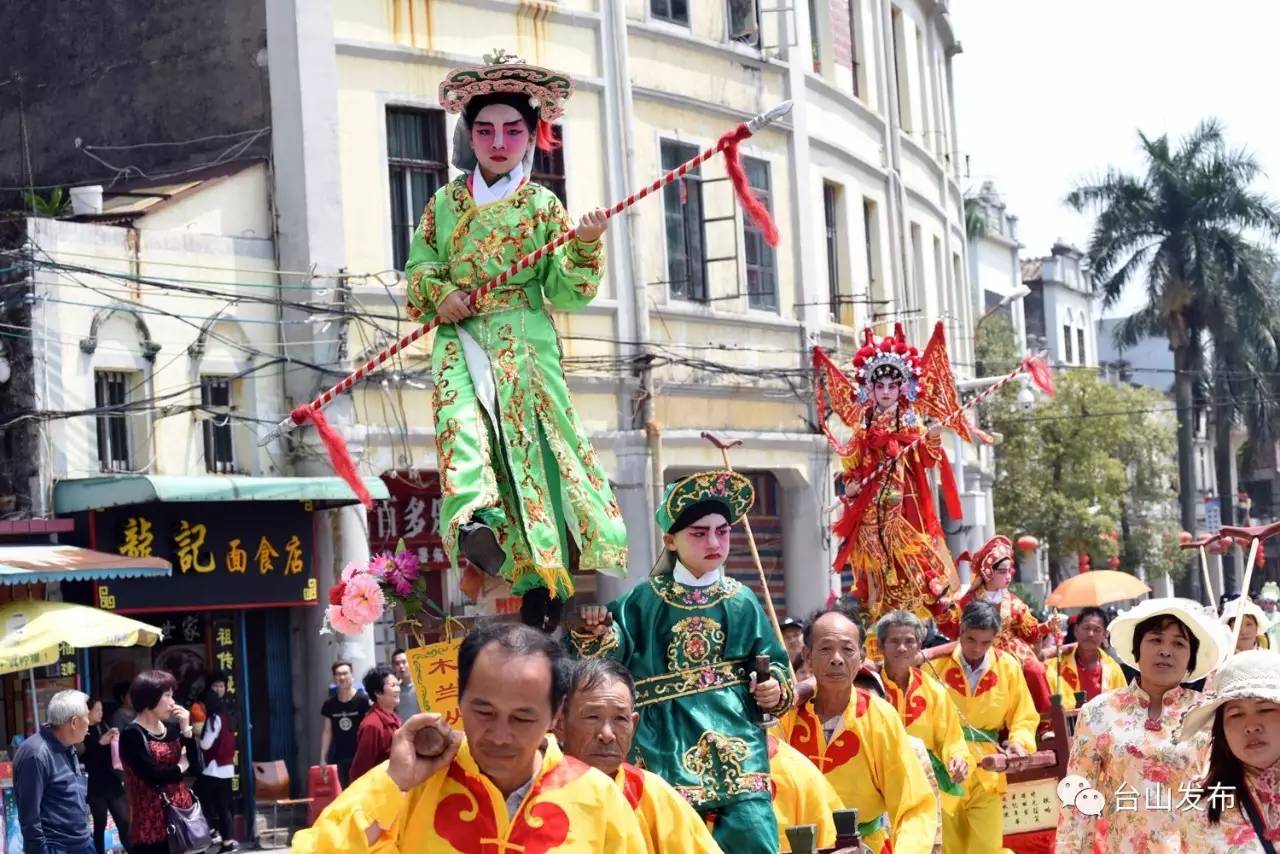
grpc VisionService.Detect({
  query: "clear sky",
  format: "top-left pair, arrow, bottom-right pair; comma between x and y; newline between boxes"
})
952,0 -> 1280,317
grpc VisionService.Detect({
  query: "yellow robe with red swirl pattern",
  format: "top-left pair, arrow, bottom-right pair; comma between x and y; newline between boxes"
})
882,667 -> 971,813
773,687 -> 938,854
291,740 -> 646,854
613,763 -> 722,854
1044,647 -> 1127,710
766,734 -> 841,852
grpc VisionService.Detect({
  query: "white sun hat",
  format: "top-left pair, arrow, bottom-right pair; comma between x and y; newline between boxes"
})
1109,597 -> 1227,684
1176,649 -> 1280,742
1221,597 -> 1270,632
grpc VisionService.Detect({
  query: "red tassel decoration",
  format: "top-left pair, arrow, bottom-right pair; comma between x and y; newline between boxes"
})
719,124 -> 780,247
290,404 -> 373,509
536,120 -> 560,153
1024,353 -> 1055,396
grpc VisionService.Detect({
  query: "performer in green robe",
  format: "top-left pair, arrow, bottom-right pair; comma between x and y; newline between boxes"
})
405,50 -> 627,631
569,470 -> 794,854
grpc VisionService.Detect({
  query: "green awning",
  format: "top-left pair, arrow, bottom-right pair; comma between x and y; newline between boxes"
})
53,475 -> 390,514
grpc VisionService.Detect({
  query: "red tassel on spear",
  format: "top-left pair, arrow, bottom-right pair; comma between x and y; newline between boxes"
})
266,102 -> 797,508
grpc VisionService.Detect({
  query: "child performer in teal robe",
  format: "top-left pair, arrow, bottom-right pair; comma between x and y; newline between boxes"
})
570,471 -> 794,854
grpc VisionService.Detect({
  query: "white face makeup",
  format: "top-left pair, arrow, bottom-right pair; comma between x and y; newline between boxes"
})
471,103 -> 531,178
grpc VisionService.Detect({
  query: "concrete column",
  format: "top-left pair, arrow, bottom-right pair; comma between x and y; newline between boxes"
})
600,437 -> 655,601
294,505 -> 375,771
781,452 -> 830,621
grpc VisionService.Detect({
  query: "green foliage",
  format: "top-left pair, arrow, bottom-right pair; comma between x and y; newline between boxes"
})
991,370 -> 1184,585
975,313 -> 1021,377
20,188 -> 70,218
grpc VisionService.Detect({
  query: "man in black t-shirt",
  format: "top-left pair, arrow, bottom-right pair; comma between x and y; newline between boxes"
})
318,660 -> 370,787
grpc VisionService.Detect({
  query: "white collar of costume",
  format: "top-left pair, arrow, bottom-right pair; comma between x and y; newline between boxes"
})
472,161 -> 526,206
673,560 -> 721,588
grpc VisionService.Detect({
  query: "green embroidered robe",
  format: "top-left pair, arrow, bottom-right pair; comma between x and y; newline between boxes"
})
404,176 -> 627,598
568,573 -> 795,811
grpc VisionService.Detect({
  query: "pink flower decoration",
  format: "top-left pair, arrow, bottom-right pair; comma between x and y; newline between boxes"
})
340,560 -> 363,583
325,603 -> 361,635
367,554 -> 392,579
394,549 -> 421,580
341,572 -> 386,624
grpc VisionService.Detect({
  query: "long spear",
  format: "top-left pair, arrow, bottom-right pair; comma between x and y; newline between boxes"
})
263,101 -> 797,507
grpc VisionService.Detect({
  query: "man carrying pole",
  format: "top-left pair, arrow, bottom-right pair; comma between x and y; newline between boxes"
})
569,461 -> 794,854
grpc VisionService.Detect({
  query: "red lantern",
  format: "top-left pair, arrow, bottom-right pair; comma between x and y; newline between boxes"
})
1108,556 -> 1121,569
1179,531 -> 1193,545
1016,535 -> 1039,553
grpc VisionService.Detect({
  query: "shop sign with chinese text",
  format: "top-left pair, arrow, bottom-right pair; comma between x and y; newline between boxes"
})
91,502 -> 316,613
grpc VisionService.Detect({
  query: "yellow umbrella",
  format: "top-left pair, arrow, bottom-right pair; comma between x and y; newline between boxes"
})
0,600 -> 163,727
1045,570 -> 1151,609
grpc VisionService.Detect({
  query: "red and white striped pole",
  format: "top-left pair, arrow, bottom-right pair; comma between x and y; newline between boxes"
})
266,101 -> 795,506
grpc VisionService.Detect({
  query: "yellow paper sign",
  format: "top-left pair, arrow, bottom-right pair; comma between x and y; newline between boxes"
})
408,637 -> 462,727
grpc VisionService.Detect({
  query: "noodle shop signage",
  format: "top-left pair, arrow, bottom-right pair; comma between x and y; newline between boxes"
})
90,502 -> 316,613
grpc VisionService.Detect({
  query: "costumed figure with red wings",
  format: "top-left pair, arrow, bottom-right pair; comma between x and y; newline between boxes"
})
814,321 -> 979,624
935,535 -> 1064,712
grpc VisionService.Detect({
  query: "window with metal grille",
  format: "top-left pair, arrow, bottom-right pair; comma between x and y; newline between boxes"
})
824,182 -> 841,315
661,139 -> 707,302
651,0 -> 689,25
531,124 -> 567,206
727,0 -> 761,46
742,156 -> 777,311
388,107 -> 449,270
1077,328 -> 1087,366
94,371 -> 132,472
200,376 -> 236,473
1063,323 -> 1074,364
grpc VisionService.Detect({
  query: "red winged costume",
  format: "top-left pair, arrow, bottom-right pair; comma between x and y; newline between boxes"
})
814,322 -> 975,622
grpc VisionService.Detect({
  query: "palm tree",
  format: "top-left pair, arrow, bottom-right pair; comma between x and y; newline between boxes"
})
1068,119 -> 1280,601
1204,249 -> 1280,590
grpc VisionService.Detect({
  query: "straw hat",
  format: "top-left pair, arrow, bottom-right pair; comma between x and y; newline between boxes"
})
1176,649 -> 1280,741
1108,597 -> 1227,683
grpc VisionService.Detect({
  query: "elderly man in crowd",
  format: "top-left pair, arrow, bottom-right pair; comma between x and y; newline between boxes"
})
553,658 -> 721,853
774,605 -> 937,854
14,690 -> 93,854
295,622 -> 646,853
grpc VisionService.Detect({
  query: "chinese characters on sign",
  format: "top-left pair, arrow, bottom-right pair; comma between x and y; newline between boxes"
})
407,639 -> 462,728
93,502 -> 315,612
367,472 -> 451,568
210,614 -> 243,796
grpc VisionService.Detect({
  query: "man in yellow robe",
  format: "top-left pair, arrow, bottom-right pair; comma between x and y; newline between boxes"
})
766,733 -> 841,852
927,601 -> 1039,854
293,622 -> 646,853
1044,606 -> 1127,710
774,606 -> 937,854
553,658 -> 722,853
875,611 -> 971,804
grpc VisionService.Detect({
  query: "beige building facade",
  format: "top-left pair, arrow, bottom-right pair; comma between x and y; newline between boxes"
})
309,0 -> 981,614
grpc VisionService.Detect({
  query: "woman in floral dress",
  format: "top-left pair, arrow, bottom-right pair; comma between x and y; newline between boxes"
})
1056,598 -> 1226,854
1177,650 -> 1280,853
